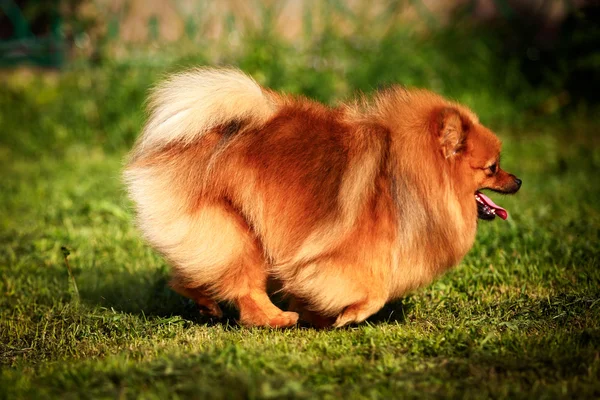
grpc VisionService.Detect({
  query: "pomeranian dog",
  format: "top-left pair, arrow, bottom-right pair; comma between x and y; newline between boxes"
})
124,68 -> 521,328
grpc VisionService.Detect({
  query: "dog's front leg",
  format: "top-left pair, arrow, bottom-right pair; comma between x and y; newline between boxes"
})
333,297 -> 387,328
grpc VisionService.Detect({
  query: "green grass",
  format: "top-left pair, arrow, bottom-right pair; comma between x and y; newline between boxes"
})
1,22 -> 599,397
1,104 -> 599,399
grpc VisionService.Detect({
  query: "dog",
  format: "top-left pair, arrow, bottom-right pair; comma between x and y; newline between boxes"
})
124,68 -> 521,328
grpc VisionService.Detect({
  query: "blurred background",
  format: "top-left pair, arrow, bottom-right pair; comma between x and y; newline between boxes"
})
0,0 -> 598,157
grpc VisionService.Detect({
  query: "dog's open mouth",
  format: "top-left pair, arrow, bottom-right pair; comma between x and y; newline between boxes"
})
475,191 -> 508,220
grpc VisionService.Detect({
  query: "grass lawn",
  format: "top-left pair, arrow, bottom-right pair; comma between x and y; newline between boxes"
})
1,114 -> 599,399
0,52 -> 599,398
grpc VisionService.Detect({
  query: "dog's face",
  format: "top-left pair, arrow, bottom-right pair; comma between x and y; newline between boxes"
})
434,107 -> 521,220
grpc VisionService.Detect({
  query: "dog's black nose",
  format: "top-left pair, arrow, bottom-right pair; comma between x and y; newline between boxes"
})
514,178 -> 522,188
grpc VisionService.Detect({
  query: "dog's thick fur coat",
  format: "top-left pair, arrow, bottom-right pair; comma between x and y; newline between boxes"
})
124,68 -> 520,327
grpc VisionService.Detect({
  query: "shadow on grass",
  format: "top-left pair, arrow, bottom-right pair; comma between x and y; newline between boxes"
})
79,269 -> 239,327
80,267 -> 411,329
366,299 -> 411,325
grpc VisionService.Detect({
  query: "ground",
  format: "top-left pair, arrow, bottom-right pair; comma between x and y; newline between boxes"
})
1,118 -> 599,398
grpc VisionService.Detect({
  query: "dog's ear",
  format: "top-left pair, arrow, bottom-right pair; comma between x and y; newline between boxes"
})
430,108 -> 468,159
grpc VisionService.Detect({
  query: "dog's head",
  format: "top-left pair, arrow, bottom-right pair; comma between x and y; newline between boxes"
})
431,107 -> 521,220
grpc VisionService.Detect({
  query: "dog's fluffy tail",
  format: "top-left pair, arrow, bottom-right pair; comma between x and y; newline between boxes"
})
130,67 -> 276,159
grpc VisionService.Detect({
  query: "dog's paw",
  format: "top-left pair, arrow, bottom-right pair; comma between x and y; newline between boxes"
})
333,300 -> 385,328
239,310 -> 299,328
333,311 -> 358,328
266,311 -> 299,328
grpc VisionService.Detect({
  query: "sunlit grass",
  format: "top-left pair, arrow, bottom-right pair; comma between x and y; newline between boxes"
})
1,115 -> 598,398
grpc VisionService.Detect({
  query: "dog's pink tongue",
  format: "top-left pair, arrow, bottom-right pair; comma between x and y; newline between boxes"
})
478,192 -> 508,220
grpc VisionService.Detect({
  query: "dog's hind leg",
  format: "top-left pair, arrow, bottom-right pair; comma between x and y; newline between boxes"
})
166,200 -> 298,328
216,205 -> 299,328
169,282 -> 223,318
236,291 -> 299,328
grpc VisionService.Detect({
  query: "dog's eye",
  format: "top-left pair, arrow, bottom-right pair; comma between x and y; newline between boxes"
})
488,163 -> 497,174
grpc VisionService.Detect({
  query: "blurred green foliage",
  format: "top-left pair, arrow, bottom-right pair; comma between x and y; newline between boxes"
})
1,2 -> 598,158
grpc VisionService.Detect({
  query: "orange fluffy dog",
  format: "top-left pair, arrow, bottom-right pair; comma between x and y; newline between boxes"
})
124,68 -> 521,328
